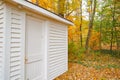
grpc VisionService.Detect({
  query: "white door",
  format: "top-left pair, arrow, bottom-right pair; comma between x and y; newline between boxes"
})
26,16 -> 44,80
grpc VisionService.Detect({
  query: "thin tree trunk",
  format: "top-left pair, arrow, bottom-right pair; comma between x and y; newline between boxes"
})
110,0 -> 116,51
99,8 -> 104,52
85,0 -> 97,51
110,27 -> 114,51
99,17 -> 102,51
115,27 -> 119,50
113,0 -> 119,50
80,0 -> 83,47
80,25 -> 83,47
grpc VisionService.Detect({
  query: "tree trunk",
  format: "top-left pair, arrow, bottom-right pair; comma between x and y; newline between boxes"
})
99,17 -> 102,51
114,26 -> 119,50
80,0 -> 83,47
110,27 -> 114,51
85,0 -> 97,51
110,0 -> 116,51
99,7 -> 104,52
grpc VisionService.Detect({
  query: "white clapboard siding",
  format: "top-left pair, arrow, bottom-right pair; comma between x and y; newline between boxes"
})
0,1 -> 5,79
10,8 -> 24,80
48,23 -> 68,80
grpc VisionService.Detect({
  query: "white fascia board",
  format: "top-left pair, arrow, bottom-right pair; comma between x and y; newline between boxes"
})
10,0 -> 74,26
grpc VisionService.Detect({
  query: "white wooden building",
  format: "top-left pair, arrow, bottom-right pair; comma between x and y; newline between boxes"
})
0,0 -> 73,80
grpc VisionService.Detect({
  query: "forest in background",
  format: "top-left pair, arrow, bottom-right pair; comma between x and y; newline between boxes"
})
29,0 -> 120,57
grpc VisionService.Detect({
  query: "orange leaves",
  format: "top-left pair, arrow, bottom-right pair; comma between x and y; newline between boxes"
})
89,31 -> 100,50
55,53 -> 120,80
66,15 -> 74,22
31,0 -> 54,11
40,0 -> 53,9
55,62 -> 120,80
68,26 -> 78,41
31,0 -> 37,3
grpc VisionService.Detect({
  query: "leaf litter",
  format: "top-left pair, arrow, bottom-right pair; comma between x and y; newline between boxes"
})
54,53 -> 120,80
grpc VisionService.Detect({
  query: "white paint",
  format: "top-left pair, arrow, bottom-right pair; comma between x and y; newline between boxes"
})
25,16 -> 45,80
43,21 -> 49,80
20,10 -> 26,80
48,22 -> 68,80
0,1 -> 5,80
4,4 -> 11,80
10,8 -> 25,80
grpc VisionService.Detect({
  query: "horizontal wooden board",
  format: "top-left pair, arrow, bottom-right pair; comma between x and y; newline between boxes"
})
10,66 -> 21,72
10,74 -> 21,80
48,22 -> 68,80
10,60 -> 21,65
10,8 -> 24,80
10,70 -> 20,77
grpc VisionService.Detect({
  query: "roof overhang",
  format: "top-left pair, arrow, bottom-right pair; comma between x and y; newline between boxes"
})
5,0 -> 74,26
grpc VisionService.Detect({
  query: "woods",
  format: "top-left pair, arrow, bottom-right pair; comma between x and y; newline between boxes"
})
30,0 -> 120,53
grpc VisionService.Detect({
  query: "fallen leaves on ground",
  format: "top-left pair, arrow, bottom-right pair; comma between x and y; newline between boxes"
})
54,63 -> 120,80
54,53 -> 120,80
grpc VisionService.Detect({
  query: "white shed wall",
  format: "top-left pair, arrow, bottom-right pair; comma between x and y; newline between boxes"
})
0,1 -> 5,80
1,3 -> 25,80
48,22 -> 68,80
9,8 -> 25,80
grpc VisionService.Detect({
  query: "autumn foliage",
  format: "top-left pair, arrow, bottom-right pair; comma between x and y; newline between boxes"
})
89,31 -> 100,50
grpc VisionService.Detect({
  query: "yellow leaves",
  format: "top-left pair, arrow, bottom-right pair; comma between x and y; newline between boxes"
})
68,25 -> 80,42
68,15 -> 89,42
55,53 -> 120,80
87,0 -> 91,6
55,62 -> 120,80
74,20 -> 80,26
31,0 -> 54,11
31,0 -> 37,3
66,15 -> 74,22
89,31 -> 100,50
39,0 -> 52,9
87,8 -> 92,13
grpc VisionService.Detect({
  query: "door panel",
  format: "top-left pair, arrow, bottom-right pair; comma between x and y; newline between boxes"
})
26,16 -> 44,80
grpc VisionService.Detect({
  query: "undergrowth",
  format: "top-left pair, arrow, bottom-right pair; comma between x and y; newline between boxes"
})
68,42 -> 120,69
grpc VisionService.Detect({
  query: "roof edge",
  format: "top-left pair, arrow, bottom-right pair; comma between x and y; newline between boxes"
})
9,0 -> 74,26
